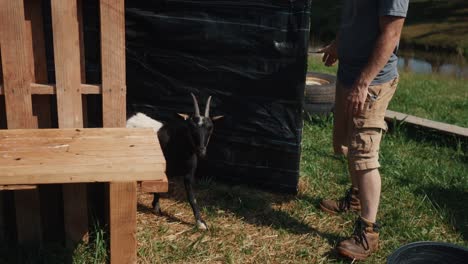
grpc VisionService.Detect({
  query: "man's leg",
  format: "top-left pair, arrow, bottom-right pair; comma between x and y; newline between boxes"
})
355,168 -> 381,223
336,77 -> 398,260
320,82 -> 361,214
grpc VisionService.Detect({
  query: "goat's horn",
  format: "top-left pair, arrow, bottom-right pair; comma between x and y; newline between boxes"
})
204,96 -> 212,117
190,93 -> 200,117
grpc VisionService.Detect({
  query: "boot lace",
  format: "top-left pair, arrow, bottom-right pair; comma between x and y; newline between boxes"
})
338,188 -> 353,211
352,218 -> 380,250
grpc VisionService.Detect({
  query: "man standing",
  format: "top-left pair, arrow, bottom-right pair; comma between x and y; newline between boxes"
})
318,0 -> 409,260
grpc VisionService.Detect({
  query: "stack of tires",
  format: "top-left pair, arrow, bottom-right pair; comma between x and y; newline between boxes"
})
303,72 -> 337,115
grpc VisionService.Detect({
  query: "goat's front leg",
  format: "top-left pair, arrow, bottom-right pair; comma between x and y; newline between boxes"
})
184,173 -> 207,230
152,193 -> 162,215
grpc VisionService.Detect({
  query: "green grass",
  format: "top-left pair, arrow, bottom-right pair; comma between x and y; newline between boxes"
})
73,116 -> 465,264
308,56 -> 468,127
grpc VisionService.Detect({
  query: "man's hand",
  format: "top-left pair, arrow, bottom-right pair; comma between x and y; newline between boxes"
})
317,41 -> 338,67
347,81 -> 369,116
346,15 -> 406,117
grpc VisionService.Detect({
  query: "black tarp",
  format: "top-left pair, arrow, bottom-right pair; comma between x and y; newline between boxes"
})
44,0 -> 311,194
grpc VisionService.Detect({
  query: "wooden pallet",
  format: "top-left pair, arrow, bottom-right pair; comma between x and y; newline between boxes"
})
0,0 -> 168,263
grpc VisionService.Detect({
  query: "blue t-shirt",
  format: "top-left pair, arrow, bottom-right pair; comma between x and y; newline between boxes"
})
337,0 -> 409,86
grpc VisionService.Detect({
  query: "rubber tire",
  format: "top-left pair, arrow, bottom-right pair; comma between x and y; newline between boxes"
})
304,72 -> 337,104
304,72 -> 337,115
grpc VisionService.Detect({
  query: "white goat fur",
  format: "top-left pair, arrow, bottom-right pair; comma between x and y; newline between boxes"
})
126,112 -> 163,132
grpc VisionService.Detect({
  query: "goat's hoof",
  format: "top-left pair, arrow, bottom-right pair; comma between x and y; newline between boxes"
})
153,206 -> 163,216
196,220 -> 208,230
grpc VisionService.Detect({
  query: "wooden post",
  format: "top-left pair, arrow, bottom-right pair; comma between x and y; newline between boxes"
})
24,0 -> 64,243
100,0 -> 137,262
50,0 -> 88,246
0,0 -> 43,244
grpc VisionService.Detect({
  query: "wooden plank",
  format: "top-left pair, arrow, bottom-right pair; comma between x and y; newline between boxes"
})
0,83 -> 101,95
0,0 -> 35,128
0,162 -> 165,185
139,179 -> 169,193
100,0 -> 126,128
385,110 -> 468,138
24,1 -> 59,241
0,0 -> 43,245
109,182 -> 137,264
0,127 -> 155,139
50,0 -> 88,246
51,0 -> 84,128
0,185 -> 36,191
100,1 -> 136,261
0,152 -> 163,167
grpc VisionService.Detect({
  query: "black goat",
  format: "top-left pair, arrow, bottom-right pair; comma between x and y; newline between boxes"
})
126,94 -> 222,229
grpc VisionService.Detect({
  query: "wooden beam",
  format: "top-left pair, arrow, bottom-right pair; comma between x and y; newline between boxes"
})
50,0 -> 88,247
0,83 -> 102,95
0,0 -> 43,245
139,179 -> 169,193
51,0 -> 84,128
0,185 -> 36,191
100,0 -> 139,262
101,0 -> 126,128
109,182 -> 137,264
0,0 -> 35,128
385,110 -> 468,138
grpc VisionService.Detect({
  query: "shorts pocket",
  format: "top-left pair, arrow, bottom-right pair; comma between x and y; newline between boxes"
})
350,128 -> 382,154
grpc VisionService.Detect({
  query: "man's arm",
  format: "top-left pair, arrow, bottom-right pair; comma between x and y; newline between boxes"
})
347,16 -> 406,116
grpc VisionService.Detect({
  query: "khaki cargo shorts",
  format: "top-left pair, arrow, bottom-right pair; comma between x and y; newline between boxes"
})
333,77 -> 398,171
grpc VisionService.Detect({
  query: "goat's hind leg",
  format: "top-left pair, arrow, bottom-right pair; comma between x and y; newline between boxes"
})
152,193 -> 163,215
184,174 -> 207,230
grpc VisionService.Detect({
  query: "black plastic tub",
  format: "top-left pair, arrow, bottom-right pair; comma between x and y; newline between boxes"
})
387,241 -> 468,264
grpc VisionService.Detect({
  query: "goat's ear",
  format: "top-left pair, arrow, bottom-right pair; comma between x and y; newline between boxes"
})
177,113 -> 190,120
211,115 -> 224,121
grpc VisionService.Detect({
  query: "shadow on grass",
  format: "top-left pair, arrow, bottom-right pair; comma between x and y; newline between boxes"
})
137,179 -> 342,246
415,185 -> 468,241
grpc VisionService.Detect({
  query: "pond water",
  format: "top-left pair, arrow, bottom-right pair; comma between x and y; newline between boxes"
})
309,43 -> 468,80
397,50 -> 468,79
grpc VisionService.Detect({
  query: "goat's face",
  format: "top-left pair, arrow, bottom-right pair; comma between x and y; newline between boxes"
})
188,116 -> 214,158
179,93 -> 223,159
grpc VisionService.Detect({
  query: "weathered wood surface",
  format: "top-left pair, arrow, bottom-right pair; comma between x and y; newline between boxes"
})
0,128 -> 166,185
50,0 -> 88,246
99,0 -> 139,262
0,0 -> 42,244
385,110 -> 468,137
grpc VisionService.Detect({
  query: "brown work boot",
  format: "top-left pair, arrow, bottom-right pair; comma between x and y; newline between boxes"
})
320,187 -> 360,214
336,217 -> 380,260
